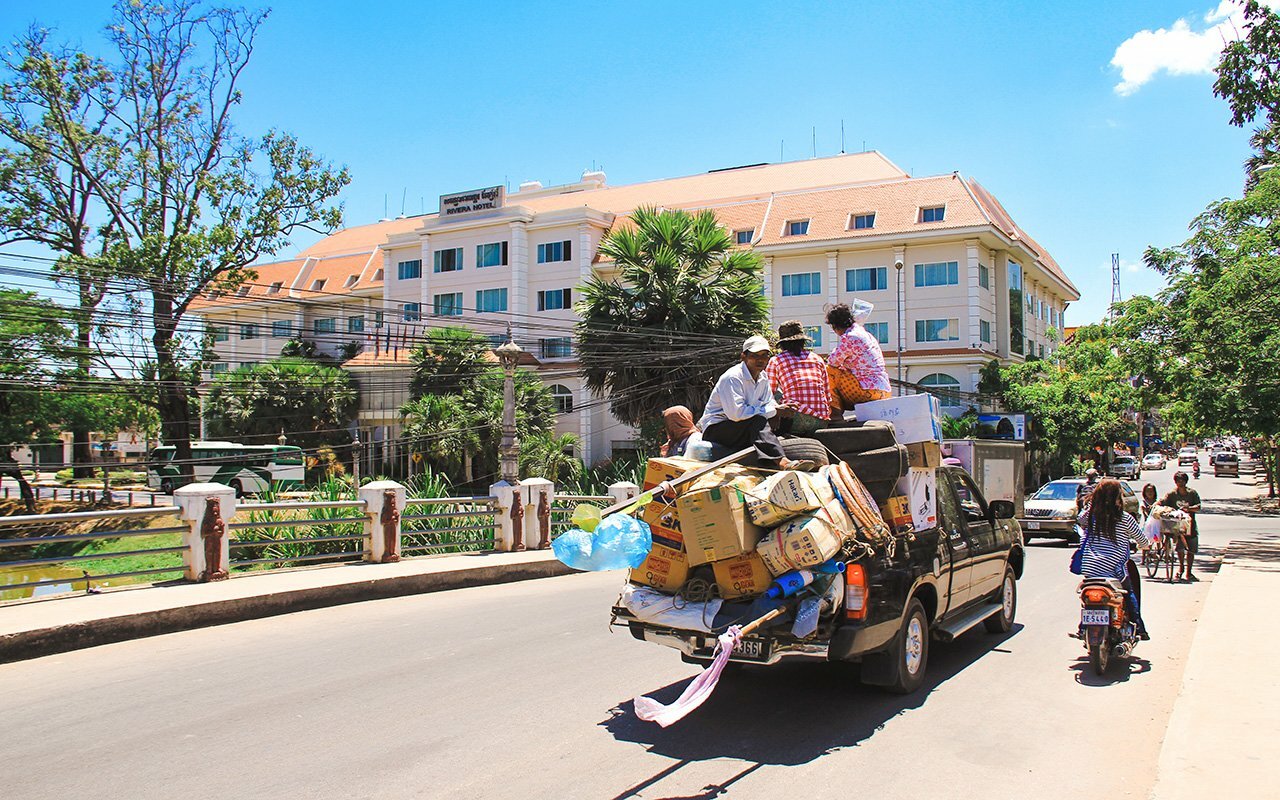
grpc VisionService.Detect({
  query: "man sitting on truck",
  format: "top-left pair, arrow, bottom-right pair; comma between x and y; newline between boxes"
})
699,335 -> 814,470
766,320 -> 834,436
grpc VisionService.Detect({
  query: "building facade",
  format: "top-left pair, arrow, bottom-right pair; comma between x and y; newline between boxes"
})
194,152 -> 1079,469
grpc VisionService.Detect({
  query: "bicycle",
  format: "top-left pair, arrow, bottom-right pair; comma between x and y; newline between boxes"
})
1144,533 -> 1178,582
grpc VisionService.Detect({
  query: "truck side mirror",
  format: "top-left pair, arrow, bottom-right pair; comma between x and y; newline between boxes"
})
989,499 -> 1015,519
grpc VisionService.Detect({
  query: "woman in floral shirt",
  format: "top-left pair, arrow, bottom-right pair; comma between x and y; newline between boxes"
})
825,301 -> 891,414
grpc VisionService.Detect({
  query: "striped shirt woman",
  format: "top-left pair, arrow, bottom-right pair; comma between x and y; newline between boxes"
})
1076,509 -> 1143,580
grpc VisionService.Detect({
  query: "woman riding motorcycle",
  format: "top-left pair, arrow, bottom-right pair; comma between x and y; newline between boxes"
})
1076,479 -> 1150,640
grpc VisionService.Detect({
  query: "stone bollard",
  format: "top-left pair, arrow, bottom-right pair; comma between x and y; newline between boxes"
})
608,481 -> 640,506
359,480 -> 406,563
519,478 -> 554,550
173,483 -> 238,582
489,481 -> 526,552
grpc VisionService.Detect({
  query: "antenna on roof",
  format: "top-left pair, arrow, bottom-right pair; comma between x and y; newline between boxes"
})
840,119 -> 845,154
862,140 -> 866,153
812,126 -> 816,158
420,196 -> 424,214
397,188 -> 407,219
380,194 -> 390,223
780,139 -> 784,162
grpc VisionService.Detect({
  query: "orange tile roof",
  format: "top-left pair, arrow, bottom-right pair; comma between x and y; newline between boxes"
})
298,215 -> 426,258
296,251 -> 381,298
966,179 -> 1076,296
342,345 -> 540,369
190,258 -> 306,310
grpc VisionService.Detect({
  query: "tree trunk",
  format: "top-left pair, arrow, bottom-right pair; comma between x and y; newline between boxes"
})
152,304 -> 195,482
0,455 -> 36,513
72,274 -> 105,479
1268,439 -> 1278,499
72,431 -> 94,480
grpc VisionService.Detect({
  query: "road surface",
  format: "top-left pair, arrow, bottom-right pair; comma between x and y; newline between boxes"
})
0,466 -> 1268,799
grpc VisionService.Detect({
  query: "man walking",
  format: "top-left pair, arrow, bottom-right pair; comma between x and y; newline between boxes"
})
1159,471 -> 1202,581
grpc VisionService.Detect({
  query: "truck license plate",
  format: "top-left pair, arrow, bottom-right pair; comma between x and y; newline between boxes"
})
1025,521 -> 1040,530
734,638 -> 767,660
1081,609 -> 1111,626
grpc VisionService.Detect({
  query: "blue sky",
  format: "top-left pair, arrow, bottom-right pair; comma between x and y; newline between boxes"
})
1,0 -> 1260,324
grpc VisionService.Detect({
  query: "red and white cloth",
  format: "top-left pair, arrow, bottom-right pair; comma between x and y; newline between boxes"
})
765,351 -> 832,419
828,325 -> 891,393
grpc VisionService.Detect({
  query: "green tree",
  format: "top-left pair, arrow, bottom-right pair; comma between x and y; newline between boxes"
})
577,206 -> 770,426
204,358 -> 358,453
0,1 -> 349,480
1214,0 -> 1280,183
408,327 -> 494,397
519,432 -> 584,485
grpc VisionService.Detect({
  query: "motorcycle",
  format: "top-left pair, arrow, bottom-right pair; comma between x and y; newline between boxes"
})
1192,460 -> 1200,479
1078,577 -> 1141,675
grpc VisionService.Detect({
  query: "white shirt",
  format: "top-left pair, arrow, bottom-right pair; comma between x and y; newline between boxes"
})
699,361 -> 777,429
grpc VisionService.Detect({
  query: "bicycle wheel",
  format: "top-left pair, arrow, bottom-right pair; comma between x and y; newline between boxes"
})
1164,539 -> 1176,583
1145,546 -> 1159,579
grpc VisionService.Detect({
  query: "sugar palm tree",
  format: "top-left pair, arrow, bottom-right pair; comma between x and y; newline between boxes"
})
520,432 -> 584,484
577,206 -> 770,427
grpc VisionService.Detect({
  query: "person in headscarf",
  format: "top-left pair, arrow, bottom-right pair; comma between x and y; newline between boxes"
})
826,299 -> 891,414
659,405 -> 701,457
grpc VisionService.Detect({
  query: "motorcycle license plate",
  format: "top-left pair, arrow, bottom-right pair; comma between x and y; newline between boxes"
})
1081,609 -> 1111,626
1025,521 -> 1041,530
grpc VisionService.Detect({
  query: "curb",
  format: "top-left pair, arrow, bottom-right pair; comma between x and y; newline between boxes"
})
0,557 -> 574,665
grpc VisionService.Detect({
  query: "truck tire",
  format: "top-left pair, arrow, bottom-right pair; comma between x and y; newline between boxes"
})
812,421 -> 898,455
779,437 -> 829,467
862,478 -> 898,506
984,565 -> 1017,633
887,599 -> 930,694
840,445 -> 909,485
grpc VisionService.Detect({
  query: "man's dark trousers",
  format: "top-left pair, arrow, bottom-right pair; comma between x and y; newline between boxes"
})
701,415 -> 785,462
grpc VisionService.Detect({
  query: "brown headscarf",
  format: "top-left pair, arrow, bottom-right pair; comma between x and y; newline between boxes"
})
660,406 -> 698,457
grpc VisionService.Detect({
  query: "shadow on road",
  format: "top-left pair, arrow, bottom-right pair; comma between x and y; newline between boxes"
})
599,624 -> 1023,776
1069,654 -> 1152,686
1226,533 -> 1280,572
1201,496 -> 1276,519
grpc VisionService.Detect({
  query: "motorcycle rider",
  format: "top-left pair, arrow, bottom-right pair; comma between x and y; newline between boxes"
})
1076,479 -> 1150,640
1192,458 -> 1200,479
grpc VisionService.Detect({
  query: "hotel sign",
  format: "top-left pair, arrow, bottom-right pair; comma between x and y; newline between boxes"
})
440,185 -> 505,216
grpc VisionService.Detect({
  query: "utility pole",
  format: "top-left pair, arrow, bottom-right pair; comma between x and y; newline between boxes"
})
895,261 -> 905,395
494,326 -> 522,485
352,433 -> 362,488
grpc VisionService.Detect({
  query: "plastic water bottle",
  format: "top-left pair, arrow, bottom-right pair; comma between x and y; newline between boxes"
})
765,569 -> 816,599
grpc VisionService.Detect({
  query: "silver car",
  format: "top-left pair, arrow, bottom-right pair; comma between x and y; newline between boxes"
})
1021,478 -> 1141,542
1108,455 -> 1141,480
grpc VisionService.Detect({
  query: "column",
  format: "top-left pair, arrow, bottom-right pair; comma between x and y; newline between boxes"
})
762,256 -> 774,307
418,234 -> 433,318
173,483 -> 237,582
965,238 -> 981,349
510,221 -> 529,345
359,480 -> 406,563
826,250 -> 839,308
520,477 -> 555,550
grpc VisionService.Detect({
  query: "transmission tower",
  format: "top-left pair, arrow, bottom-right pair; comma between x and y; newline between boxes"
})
1109,253 -> 1122,320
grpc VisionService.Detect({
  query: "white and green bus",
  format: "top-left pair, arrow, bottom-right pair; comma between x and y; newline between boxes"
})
147,442 -> 305,496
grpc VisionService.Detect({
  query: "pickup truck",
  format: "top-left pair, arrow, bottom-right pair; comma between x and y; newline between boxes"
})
612,462 -> 1025,694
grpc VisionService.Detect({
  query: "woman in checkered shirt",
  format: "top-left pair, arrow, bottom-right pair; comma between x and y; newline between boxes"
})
765,320 -> 834,436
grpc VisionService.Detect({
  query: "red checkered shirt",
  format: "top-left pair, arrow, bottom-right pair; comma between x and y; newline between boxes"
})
765,351 -> 832,419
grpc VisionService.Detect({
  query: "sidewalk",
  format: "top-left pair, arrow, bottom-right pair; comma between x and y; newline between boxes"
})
1151,477 -> 1280,799
0,550 -> 573,664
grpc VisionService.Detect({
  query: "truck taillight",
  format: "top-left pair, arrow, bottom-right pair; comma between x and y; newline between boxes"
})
845,564 -> 868,620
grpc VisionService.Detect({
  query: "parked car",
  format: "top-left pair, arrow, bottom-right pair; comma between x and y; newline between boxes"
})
1141,453 -> 1167,470
1109,455 -> 1141,480
1021,478 -> 1140,542
1212,451 -> 1240,478
1177,446 -> 1199,466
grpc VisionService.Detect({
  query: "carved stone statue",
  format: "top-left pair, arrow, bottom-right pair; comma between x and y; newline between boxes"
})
380,489 -> 401,563
200,497 -> 229,582
536,491 -> 551,550
510,493 -> 526,551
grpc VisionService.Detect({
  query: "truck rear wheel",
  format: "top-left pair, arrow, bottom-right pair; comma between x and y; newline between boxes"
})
887,599 -> 929,694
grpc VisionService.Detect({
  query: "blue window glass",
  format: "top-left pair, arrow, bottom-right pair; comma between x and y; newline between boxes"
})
348,316 -> 365,333
397,259 -> 422,280
804,326 -> 823,347
432,293 -> 463,317
979,264 -> 990,289
239,324 -> 258,340
433,249 -> 462,273
852,213 -> 876,230
403,303 -> 422,321
271,321 -> 292,338
735,229 -> 754,244
980,320 -> 991,343
781,272 -> 821,297
313,318 -> 336,334
537,288 -> 572,311
210,362 -> 229,375
920,206 -> 945,223
846,267 -> 887,292
539,338 -> 573,358
537,240 -> 572,263
920,373 -> 963,406
787,220 -> 810,236
915,318 -> 959,342
476,242 -> 508,268
913,261 -> 960,287
210,326 -> 229,342
865,321 -> 890,344
476,288 -> 508,313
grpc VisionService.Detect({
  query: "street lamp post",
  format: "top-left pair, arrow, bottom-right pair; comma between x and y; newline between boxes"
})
352,433 -> 362,488
494,328 -> 523,485
895,261 -> 905,396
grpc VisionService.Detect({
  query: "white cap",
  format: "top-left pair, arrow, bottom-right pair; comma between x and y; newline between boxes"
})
742,335 -> 771,354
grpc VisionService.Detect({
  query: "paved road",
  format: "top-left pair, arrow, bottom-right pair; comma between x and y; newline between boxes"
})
0,467 -> 1268,800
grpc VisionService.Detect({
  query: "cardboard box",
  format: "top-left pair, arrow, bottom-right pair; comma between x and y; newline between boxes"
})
853,393 -> 945,444
744,470 -> 826,528
879,494 -> 913,533
642,457 -> 704,491
630,544 -> 689,592
896,468 -> 938,529
676,483 -> 765,566
907,441 -> 943,469
757,514 -> 844,575
712,552 -> 774,599
640,499 -> 684,550
684,464 -> 761,494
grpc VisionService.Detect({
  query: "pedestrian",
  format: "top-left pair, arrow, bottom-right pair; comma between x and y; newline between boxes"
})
658,406 -> 700,458
1140,483 -> 1158,520
699,336 -> 814,470
1159,471 -> 1202,582
765,320 -> 833,436
1076,479 -> 1149,640
1076,467 -> 1100,511
825,300 -> 890,415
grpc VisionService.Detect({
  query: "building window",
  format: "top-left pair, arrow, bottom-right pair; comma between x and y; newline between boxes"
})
267,281 -> 283,295
210,362 -> 229,375
239,361 -> 258,371
980,320 -> 991,343
348,315 -> 365,333
345,274 -> 359,288
310,279 -> 326,292
1027,337 -> 1034,355
372,268 -> 384,282
804,326 -> 823,347
314,318 -> 336,334
537,240 -> 573,263
432,292 -> 463,317
914,261 -> 960,287
979,264 -> 990,289
210,326 -> 229,343
476,241 -> 509,268
549,384 -> 574,414
846,266 -> 887,292
537,288 -> 572,311
235,285 -> 250,297
476,288 -> 508,313
403,302 -> 422,321
781,272 -> 821,297
920,205 -> 946,223
540,337 -> 573,359
271,320 -> 292,338
1009,260 -> 1024,355
786,219 -> 810,236
239,323 -> 259,340
1049,307 -> 1058,327
433,249 -> 462,273
1039,343 -> 1045,358
865,321 -> 890,344
374,310 -> 385,328
919,373 -> 963,407
487,333 -> 507,348
851,213 -> 876,230
915,318 -> 960,342
735,229 -> 754,245
396,260 -> 422,280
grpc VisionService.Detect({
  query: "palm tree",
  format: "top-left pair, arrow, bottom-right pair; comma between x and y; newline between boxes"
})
520,432 -> 584,484
409,327 -> 495,398
400,394 -> 483,482
577,206 -> 770,427
204,358 -> 358,451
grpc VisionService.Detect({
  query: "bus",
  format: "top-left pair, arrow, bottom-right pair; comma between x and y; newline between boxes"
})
147,442 -> 305,496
